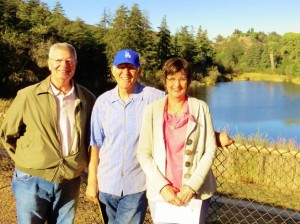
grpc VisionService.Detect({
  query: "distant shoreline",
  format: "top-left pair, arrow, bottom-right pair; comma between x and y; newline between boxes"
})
189,73 -> 300,88
232,73 -> 300,84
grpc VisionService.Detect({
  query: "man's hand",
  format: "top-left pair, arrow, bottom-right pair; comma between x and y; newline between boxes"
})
85,179 -> 99,204
216,131 -> 235,148
86,146 -> 100,204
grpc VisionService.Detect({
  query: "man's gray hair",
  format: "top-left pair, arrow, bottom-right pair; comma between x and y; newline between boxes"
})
49,43 -> 77,60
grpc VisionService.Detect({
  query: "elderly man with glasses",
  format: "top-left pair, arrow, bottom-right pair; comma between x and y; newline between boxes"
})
0,42 -> 95,224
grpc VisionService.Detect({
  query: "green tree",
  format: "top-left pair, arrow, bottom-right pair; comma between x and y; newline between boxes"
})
103,4 -> 153,76
104,4 -> 130,65
127,4 -> 151,53
216,37 -> 245,72
156,16 -> 172,68
215,35 -> 225,43
175,26 -> 197,64
46,2 -> 70,39
0,0 -> 20,30
242,42 -> 265,71
279,33 -> 300,77
267,32 -> 281,72
98,8 -> 111,29
194,26 -> 215,76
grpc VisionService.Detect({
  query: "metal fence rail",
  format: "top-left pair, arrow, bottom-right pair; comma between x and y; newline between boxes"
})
1,143 -> 299,224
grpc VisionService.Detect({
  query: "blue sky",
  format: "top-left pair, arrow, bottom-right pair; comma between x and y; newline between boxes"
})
43,0 -> 299,40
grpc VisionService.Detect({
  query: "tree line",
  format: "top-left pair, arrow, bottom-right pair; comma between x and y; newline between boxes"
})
1,0 -> 299,97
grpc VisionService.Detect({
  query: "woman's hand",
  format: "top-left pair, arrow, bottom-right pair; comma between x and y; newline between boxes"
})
177,185 -> 195,205
160,184 -> 182,206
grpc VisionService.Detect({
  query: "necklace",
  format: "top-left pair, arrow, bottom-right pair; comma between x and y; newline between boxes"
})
167,101 -> 186,130
169,101 -> 185,117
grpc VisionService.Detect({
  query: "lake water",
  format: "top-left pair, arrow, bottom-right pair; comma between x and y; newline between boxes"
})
190,81 -> 300,143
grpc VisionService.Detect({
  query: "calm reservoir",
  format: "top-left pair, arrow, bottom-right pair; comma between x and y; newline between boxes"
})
190,81 -> 300,143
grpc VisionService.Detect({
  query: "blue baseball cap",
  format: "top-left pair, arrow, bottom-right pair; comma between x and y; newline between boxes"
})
113,49 -> 140,67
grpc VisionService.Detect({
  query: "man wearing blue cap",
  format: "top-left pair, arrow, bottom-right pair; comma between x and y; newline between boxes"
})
86,49 -> 165,224
85,49 -> 234,223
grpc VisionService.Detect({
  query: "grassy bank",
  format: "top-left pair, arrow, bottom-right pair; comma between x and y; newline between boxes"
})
192,72 -> 300,87
233,72 -> 300,84
233,132 -> 299,151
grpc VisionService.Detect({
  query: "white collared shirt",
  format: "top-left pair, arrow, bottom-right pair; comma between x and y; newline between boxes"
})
51,83 -> 76,157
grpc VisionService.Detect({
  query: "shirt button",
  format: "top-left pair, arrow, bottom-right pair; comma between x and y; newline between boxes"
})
184,173 -> 191,179
185,150 -> 193,155
121,172 -> 125,177
185,161 -> 191,167
186,139 -> 193,145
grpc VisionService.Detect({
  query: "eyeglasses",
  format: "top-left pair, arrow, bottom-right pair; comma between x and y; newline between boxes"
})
166,77 -> 188,83
49,59 -> 77,65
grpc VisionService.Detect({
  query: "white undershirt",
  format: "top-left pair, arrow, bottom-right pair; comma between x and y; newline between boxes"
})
51,83 -> 76,157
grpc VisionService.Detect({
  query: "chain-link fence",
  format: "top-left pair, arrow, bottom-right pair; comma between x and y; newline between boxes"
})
1,143 -> 299,223
207,144 -> 300,224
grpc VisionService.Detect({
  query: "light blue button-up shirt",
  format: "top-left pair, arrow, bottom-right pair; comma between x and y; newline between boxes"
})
90,82 -> 165,196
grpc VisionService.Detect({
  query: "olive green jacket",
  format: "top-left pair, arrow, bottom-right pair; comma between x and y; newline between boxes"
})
0,76 -> 96,183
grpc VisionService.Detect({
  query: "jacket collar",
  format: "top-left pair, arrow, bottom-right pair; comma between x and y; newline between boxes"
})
35,75 -> 53,95
34,75 -> 86,106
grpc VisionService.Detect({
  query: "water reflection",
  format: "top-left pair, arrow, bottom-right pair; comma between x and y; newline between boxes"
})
189,81 -> 300,142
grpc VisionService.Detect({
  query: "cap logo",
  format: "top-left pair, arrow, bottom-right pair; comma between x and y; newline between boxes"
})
125,51 -> 131,59
113,49 -> 140,67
